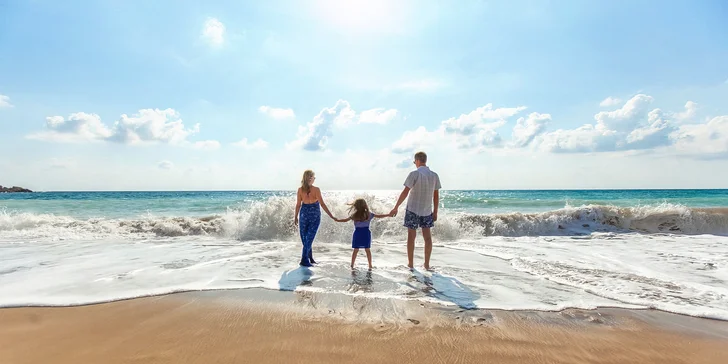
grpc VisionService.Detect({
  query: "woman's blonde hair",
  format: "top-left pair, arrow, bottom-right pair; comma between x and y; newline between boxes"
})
301,170 -> 315,195
348,198 -> 370,222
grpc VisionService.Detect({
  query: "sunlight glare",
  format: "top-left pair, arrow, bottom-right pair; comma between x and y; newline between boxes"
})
311,0 -> 404,33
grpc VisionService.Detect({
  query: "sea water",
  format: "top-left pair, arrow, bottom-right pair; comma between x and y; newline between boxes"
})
1,190 -> 727,320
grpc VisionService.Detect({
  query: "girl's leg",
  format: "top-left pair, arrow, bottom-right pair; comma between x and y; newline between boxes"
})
365,248 -> 372,269
351,249 -> 359,268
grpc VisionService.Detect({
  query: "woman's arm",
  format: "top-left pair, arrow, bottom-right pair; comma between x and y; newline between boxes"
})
334,217 -> 351,223
294,188 -> 302,224
316,188 -> 336,219
373,213 -> 391,218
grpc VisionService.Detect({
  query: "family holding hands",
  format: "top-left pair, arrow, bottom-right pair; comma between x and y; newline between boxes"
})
294,152 -> 442,271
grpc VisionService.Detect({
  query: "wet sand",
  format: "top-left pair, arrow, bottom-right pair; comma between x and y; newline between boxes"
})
1,290 -> 726,364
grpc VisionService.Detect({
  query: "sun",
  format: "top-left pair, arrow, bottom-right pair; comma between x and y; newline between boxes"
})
311,0 -> 404,33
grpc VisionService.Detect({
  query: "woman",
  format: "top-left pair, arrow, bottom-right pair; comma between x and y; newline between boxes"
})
294,170 -> 335,267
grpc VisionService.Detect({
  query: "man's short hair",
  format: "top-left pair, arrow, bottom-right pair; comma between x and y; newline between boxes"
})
414,151 -> 427,164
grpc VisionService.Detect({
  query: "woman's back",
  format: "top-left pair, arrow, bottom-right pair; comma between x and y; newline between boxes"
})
299,186 -> 320,204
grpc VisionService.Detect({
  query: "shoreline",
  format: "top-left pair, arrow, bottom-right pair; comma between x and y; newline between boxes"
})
2,289 -> 727,364
3,287 -> 728,332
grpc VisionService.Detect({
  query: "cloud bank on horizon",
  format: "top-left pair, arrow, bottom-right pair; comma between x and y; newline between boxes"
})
1,0 -> 727,190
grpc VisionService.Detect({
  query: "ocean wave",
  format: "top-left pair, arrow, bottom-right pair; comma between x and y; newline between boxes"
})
2,198 -> 728,241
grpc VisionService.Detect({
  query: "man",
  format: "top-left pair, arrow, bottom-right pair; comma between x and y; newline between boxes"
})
390,151 -> 441,270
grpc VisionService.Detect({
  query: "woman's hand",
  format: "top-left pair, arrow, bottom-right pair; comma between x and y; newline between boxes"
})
294,217 -> 299,226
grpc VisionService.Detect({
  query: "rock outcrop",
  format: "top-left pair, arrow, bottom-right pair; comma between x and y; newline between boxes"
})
0,185 -> 33,193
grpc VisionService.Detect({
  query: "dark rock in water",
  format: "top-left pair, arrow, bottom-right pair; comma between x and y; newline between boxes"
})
558,225 -> 565,229
0,185 -> 32,193
407,319 -> 420,325
582,224 -> 590,227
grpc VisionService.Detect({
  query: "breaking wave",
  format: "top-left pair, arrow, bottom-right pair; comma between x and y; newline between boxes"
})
2,197 -> 728,241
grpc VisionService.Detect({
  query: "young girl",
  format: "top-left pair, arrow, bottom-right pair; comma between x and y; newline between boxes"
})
335,199 -> 390,269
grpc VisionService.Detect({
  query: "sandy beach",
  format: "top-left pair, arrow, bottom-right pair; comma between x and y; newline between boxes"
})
1,290 -> 726,364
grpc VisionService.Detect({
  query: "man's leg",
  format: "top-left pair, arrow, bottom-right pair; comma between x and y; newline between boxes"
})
422,227 -> 433,270
407,228 -> 416,269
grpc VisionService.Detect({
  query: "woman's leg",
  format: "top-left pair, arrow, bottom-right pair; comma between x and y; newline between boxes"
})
307,211 -> 320,264
298,214 -> 312,266
365,248 -> 372,269
299,207 -> 320,266
351,249 -> 359,268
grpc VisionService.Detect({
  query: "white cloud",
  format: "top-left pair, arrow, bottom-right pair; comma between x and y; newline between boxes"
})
288,100 -> 393,151
110,109 -> 200,145
28,112 -> 113,142
673,101 -> 698,122
192,140 -> 221,150
538,124 -> 619,153
536,94 -> 663,153
358,108 -> 398,124
258,106 -> 295,120
389,103 -> 527,161
511,112 -> 551,147
232,138 -> 268,149
671,115 -> 728,158
158,160 -> 174,170
624,109 -> 672,150
289,100 -> 352,151
202,18 -> 225,46
599,97 -> 622,107
442,104 -> 526,136
27,109 -> 210,147
0,94 -> 13,108
594,94 -> 653,132
396,157 -> 413,169
391,126 -> 442,154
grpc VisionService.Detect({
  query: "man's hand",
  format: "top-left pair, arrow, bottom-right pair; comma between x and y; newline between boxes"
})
432,211 -> 438,222
294,217 -> 299,226
389,208 -> 398,217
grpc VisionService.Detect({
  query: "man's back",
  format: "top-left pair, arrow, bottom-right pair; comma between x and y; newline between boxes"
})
404,166 -> 441,216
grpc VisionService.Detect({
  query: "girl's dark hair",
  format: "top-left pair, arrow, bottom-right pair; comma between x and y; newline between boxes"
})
347,198 -> 370,221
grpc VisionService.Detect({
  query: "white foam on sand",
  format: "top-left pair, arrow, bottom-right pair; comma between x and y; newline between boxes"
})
1,230 -> 727,320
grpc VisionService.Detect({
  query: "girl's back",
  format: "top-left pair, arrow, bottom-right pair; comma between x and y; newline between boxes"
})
353,213 -> 374,229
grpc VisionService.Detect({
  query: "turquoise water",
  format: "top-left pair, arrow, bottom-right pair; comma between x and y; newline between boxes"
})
2,190 -> 728,219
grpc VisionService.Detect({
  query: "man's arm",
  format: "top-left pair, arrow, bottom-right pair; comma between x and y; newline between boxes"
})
389,186 -> 410,216
433,189 -> 439,221
433,173 -> 442,221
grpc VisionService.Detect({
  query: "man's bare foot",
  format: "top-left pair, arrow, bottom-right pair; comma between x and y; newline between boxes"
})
424,264 -> 431,271
368,265 -> 373,270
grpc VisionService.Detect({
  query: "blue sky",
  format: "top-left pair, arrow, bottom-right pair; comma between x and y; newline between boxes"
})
1,0 -> 728,190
